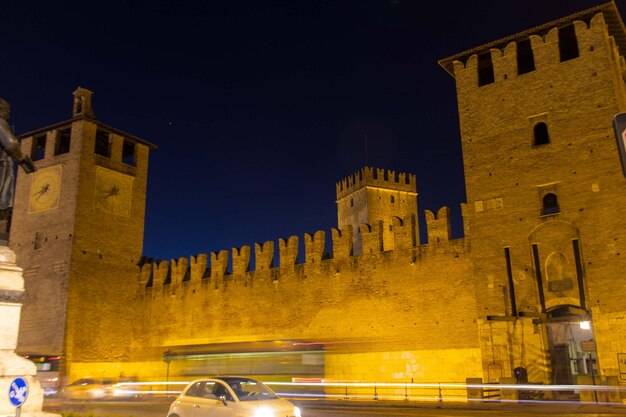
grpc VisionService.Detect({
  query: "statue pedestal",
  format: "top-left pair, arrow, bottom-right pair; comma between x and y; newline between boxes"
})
0,246 -> 56,417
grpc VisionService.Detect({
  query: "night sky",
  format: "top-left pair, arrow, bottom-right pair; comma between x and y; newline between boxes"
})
1,0 -> 613,261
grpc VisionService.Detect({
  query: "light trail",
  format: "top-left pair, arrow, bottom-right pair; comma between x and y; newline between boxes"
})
104,379 -> 626,406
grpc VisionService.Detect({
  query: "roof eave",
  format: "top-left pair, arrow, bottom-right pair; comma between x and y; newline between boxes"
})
18,115 -> 158,150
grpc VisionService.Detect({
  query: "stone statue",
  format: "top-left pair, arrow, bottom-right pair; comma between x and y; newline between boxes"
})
0,99 -> 35,219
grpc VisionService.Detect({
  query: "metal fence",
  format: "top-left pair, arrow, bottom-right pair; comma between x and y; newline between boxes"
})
102,379 -> 625,405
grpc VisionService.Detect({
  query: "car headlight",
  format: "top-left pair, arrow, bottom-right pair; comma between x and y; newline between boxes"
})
254,408 -> 273,417
294,406 -> 302,417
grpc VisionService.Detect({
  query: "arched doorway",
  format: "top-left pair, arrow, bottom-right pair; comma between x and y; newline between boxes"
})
546,306 -> 597,387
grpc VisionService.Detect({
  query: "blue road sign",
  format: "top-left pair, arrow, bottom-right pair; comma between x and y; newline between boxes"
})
9,377 -> 28,407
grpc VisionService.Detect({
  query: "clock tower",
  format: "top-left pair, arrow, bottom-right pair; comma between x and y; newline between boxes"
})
10,88 -> 156,378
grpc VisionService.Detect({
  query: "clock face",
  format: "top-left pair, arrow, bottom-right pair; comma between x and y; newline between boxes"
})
28,165 -> 62,213
94,166 -> 133,217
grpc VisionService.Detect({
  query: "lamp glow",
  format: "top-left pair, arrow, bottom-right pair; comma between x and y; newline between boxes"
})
580,321 -> 590,329
254,407 -> 273,417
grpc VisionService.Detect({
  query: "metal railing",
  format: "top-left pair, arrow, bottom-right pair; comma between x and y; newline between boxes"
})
79,379 -> 626,405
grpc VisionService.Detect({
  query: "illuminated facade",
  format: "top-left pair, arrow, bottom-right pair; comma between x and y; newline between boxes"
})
11,3 -> 626,391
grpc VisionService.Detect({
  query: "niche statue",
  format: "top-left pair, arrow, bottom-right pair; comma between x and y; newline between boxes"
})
0,98 -> 35,221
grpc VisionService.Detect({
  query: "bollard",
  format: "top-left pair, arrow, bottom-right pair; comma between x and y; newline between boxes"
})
604,376 -> 620,403
466,377 -> 484,400
499,377 -> 518,401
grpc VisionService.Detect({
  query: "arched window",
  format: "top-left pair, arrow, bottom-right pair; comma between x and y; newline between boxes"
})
533,122 -> 550,146
542,193 -> 560,215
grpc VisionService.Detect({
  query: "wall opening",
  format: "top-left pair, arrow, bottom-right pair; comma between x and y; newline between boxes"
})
559,24 -> 580,62
55,127 -> 71,155
546,310 -> 596,393
163,264 -> 172,285
122,140 -> 136,166
95,129 -> 111,157
517,39 -> 535,75
542,193 -> 560,216
34,232 -> 43,250
533,122 -> 550,146
477,52 -> 495,86
31,134 -> 46,161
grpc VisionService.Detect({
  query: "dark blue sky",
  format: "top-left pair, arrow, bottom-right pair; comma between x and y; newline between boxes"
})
2,0 -> 611,260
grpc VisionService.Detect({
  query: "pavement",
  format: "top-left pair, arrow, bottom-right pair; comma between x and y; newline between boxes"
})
44,397 -> 626,416
289,398 -> 626,415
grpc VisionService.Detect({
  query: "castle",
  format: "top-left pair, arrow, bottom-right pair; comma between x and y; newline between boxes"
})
10,1 -> 626,392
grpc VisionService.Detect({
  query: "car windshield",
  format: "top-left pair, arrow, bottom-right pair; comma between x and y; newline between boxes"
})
220,378 -> 278,402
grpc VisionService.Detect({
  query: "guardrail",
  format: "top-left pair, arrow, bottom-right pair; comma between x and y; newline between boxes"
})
94,379 -> 626,405
266,381 -> 467,403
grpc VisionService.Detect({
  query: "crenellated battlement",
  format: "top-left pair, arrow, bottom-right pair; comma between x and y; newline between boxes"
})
139,207 -> 465,292
439,5 -> 626,89
335,166 -> 416,200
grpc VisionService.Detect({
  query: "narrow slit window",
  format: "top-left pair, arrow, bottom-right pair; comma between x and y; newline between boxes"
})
542,193 -> 560,215
55,127 -> 71,155
390,196 -> 395,203
122,140 -> 136,166
559,24 -> 579,62
31,134 -> 46,161
477,52 -> 495,86
34,232 -> 43,250
533,122 -> 550,146
517,39 -> 535,75
95,129 -> 111,157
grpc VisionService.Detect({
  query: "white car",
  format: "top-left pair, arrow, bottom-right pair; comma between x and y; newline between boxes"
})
167,377 -> 301,417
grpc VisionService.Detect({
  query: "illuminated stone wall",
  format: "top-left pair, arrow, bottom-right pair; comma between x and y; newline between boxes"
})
66,211 -> 482,384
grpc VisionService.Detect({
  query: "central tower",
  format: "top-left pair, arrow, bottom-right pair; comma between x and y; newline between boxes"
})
336,167 -> 418,254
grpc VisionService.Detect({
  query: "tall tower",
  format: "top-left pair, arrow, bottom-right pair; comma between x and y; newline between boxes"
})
336,167 -> 418,254
439,3 -> 626,384
10,88 -> 156,378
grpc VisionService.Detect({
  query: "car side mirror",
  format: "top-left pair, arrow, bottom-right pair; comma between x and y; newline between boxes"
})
218,396 -> 228,406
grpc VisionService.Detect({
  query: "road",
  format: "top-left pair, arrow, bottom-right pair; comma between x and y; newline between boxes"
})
43,399 -> 626,417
